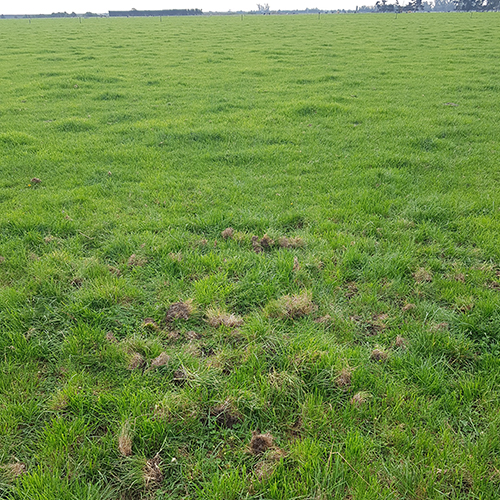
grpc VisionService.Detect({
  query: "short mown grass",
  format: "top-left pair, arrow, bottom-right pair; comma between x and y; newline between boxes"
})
1,12 -> 500,499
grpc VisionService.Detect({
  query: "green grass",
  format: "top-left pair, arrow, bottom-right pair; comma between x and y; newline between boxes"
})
1,12 -> 500,499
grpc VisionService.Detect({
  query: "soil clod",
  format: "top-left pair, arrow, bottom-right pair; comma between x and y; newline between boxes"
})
249,431 -> 274,455
166,300 -> 194,322
221,227 -> 234,239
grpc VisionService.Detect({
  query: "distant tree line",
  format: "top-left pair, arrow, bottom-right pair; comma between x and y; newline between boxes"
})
375,0 -> 498,10
108,9 -> 202,17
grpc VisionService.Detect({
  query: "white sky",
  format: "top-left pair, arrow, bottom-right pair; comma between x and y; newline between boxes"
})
2,0 -> 366,15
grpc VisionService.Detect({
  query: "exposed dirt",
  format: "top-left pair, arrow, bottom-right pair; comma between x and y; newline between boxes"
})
249,431 -> 274,455
150,352 -> 170,367
209,400 -> 243,428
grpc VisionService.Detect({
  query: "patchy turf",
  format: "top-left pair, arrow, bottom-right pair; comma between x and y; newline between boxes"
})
1,11 -> 500,500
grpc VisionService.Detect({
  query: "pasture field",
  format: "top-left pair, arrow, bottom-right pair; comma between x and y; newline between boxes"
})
1,12 -> 500,499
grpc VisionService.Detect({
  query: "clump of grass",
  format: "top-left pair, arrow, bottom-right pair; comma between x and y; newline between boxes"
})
165,300 -> 194,322
144,453 -> 163,487
118,423 -> 133,457
413,267 -> 433,283
206,308 -> 244,328
221,227 -> 234,239
278,236 -> 305,248
249,431 -> 274,455
127,254 -> 147,267
267,290 -> 316,319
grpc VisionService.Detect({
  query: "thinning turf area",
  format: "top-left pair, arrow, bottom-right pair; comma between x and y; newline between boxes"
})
1,12 -> 500,499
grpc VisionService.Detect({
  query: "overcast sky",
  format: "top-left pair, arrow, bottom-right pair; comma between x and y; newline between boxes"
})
2,0 -> 367,15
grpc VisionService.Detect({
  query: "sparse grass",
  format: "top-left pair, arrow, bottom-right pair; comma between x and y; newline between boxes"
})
1,12 -> 500,500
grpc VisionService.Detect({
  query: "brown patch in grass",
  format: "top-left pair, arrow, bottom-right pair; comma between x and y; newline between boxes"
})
254,461 -> 275,482
336,368 -> 352,388
2,462 -> 26,480
209,400 -> 243,428
249,431 -> 274,456
151,352 -> 170,368
413,268 -> 433,283
314,314 -> 332,324
169,252 -> 182,262
185,330 -> 201,340
127,254 -> 147,267
395,335 -> 407,349
431,322 -> 449,331
105,331 -> 118,343
44,235 -> 57,244
166,330 -> 180,343
206,308 -> 244,328
251,235 -> 263,253
402,303 -> 415,312
172,368 -> 188,386
370,348 -> 388,362
0,256 -> 4,263
345,282 -> 358,299
30,177 -> 42,184
70,277 -> 83,288
128,353 -> 145,370
259,234 -> 274,249
144,453 -> 163,487
487,281 -> 500,291
278,236 -> 305,248
165,300 -> 194,322
350,391 -> 370,407
118,425 -> 133,457
108,265 -> 121,276
221,227 -> 234,239
270,290 -> 317,319
292,256 -> 300,272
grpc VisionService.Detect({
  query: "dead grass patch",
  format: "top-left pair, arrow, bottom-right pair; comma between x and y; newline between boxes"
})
128,353 -> 145,370
105,331 -> 118,343
278,236 -> 305,248
127,254 -> 147,267
395,335 -> 407,349
168,252 -> 182,262
165,300 -> 194,322
221,227 -> 234,239
370,348 -> 388,362
293,256 -> 300,272
144,453 -> 163,487
413,268 -> 433,283
350,391 -> 371,407
108,265 -> 121,276
314,314 -> 332,324
2,462 -> 26,480
206,308 -> 244,328
402,303 -> 415,312
268,290 -> 316,319
336,367 -> 352,388
185,330 -> 201,340
118,424 -> 133,457
151,352 -> 170,367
